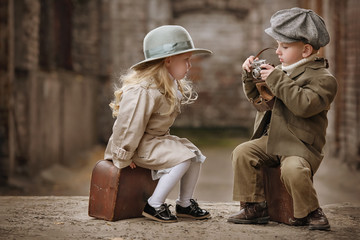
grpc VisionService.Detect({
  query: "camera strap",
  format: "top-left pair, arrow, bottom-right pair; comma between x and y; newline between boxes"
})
251,47 -> 276,112
254,47 -> 276,59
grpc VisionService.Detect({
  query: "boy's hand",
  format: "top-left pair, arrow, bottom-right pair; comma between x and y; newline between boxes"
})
129,161 -> 136,169
260,64 -> 275,80
242,56 -> 256,72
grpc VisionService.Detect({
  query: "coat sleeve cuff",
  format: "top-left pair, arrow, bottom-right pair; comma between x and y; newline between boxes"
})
112,159 -> 132,169
112,144 -> 134,161
242,69 -> 254,83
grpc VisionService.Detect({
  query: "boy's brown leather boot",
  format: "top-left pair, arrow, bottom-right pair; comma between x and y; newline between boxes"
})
289,208 -> 330,230
227,202 -> 270,224
308,208 -> 330,230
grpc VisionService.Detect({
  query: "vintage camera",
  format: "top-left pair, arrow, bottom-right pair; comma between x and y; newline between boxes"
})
251,59 -> 266,80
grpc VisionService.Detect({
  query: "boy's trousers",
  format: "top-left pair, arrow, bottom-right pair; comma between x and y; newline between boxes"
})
232,135 -> 320,218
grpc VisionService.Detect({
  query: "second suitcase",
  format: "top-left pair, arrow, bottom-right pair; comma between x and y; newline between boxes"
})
262,166 -> 294,224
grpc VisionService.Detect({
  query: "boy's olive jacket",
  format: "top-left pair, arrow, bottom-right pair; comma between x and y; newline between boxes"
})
242,58 -> 337,173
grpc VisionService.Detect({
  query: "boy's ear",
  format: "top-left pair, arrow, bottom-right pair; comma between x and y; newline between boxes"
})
302,44 -> 314,58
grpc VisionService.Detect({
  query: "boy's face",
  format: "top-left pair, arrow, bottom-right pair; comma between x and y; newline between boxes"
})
165,52 -> 193,80
275,41 -> 308,66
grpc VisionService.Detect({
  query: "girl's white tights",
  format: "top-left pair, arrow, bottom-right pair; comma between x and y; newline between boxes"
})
148,160 -> 201,208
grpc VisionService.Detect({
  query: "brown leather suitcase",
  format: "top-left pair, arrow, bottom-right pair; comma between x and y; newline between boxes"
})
262,166 -> 294,224
88,160 -> 158,221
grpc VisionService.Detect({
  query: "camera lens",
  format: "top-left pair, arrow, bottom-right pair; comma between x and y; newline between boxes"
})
252,68 -> 261,79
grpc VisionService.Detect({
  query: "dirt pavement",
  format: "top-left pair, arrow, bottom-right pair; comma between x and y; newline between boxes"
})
0,196 -> 359,240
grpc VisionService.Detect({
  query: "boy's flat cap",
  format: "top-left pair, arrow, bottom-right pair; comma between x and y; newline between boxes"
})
265,7 -> 330,49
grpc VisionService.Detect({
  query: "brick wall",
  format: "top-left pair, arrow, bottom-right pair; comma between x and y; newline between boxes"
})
307,0 -> 360,169
110,0 -> 148,71
342,0 -> 360,168
105,0 -> 360,168
0,0 -> 14,182
170,0 -> 299,127
1,0 -> 101,180
13,0 -> 40,71
12,0 -> 41,174
330,0 -> 360,169
72,0 -> 101,75
1,0 -> 359,181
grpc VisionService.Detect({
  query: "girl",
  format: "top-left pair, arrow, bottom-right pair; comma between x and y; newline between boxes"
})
104,25 -> 212,223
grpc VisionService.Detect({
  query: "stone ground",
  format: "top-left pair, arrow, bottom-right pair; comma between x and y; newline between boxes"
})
0,197 -> 359,240
1,142 -> 360,239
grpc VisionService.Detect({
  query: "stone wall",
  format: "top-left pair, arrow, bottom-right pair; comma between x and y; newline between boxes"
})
170,0 -> 299,127
99,0 -> 299,129
1,0 -> 359,182
0,0 -> 101,180
0,0 -> 14,181
324,0 -> 360,169
342,0 -> 360,169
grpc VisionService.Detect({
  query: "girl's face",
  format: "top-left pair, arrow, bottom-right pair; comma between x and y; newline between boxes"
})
275,41 -> 309,66
165,52 -> 193,80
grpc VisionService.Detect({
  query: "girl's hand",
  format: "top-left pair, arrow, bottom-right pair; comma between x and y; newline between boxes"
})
129,162 -> 137,169
260,64 -> 275,80
242,56 -> 256,73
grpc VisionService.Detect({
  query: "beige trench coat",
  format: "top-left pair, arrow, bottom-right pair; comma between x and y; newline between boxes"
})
242,58 -> 337,173
104,81 -> 202,170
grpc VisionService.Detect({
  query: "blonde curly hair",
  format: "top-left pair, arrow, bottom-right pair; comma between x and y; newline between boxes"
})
109,59 -> 198,117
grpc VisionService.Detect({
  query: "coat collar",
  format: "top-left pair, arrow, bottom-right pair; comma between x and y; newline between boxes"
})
288,58 -> 329,79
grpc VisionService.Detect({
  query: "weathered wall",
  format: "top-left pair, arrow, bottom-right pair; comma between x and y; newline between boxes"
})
170,0 -> 299,127
324,0 -> 360,169
0,0 -> 15,181
100,0 -> 300,129
1,0 -> 101,180
342,0 -> 360,169
1,0 -> 359,183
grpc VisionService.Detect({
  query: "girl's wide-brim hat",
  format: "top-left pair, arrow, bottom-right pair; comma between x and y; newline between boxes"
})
131,25 -> 212,69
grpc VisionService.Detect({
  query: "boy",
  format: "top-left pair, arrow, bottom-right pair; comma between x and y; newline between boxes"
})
227,8 -> 337,230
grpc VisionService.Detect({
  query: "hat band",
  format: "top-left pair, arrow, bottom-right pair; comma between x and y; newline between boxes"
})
145,41 -> 193,59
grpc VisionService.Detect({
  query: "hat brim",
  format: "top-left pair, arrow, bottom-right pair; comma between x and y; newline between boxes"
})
130,48 -> 212,69
265,28 -> 297,43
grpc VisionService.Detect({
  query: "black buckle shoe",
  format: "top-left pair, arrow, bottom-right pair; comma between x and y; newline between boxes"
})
142,203 -> 177,223
176,199 -> 211,220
